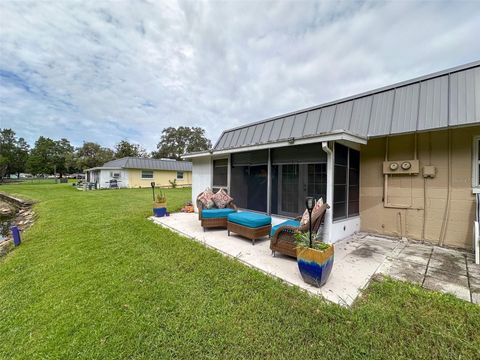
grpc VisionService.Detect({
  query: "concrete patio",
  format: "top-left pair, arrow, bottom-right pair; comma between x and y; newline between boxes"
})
150,213 -> 479,307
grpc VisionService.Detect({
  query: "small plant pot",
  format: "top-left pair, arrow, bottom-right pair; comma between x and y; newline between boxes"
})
153,202 -> 167,217
296,245 -> 334,287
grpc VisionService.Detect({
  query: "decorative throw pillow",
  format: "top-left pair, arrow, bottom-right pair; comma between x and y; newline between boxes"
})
300,198 -> 324,225
198,188 -> 214,208
212,188 -> 233,209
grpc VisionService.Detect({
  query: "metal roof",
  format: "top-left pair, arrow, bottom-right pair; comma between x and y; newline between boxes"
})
214,61 -> 480,151
99,157 -> 192,171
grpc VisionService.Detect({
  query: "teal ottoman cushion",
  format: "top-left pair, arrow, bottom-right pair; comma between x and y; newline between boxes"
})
202,208 -> 236,219
227,212 -> 271,228
270,219 -> 300,237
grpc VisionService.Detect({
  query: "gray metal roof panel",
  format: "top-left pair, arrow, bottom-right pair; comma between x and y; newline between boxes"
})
102,157 -> 192,171
303,109 -> 321,136
269,118 -> 284,141
418,75 -> 449,130
332,101 -> 353,131
391,83 -> 420,134
450,67 -> 480,126
213,61 -> 480,150
291,112 -> 307,138
349,96 -> 372,135
251,123 -> 264,144
260,121 -> 274,143
279,115 -> 295,139
316,105 -> 336,133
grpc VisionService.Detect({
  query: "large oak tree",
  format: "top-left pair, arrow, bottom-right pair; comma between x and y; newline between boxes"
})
152,127 -> 211,160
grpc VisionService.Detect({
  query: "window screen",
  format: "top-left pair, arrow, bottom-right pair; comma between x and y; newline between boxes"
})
213,158 -> 228,187
333,143 -> 360,220
230,164 -> 268,212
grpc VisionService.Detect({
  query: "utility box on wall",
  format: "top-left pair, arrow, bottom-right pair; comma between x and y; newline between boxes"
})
382,160 -> 419,175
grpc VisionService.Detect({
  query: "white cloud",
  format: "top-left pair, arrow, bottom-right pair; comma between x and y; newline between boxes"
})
0,0 -> 479,151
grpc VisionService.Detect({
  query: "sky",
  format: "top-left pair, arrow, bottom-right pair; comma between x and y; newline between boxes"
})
0,1 -> 479,152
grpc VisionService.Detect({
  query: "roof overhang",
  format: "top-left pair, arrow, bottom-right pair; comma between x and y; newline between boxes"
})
183,130 -> 367,159
85,167 -> 123,171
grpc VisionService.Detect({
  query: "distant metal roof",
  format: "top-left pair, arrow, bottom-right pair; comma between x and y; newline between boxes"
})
214,61 -> 480,151
99,157 -> 192,171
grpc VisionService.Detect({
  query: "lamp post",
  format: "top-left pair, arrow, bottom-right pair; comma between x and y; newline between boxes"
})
305,197 -> 315,248
151,182 -> 156,201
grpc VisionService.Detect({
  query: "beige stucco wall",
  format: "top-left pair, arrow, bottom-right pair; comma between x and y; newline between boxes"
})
127,169 -> 192,188
360,126 -> 479,250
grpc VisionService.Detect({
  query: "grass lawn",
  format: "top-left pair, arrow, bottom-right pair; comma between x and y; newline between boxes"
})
0,184 -> 479,359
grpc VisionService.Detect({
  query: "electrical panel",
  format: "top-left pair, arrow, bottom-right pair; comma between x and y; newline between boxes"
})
382,160 -> 419,175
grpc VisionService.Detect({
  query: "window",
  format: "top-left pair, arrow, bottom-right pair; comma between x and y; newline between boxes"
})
141,170 -> 154,179
110,171 -> 121,179
213,159 -> 228,188
333,143 -> 360,221
473,137 -> 480,192
176,171 -> 184,180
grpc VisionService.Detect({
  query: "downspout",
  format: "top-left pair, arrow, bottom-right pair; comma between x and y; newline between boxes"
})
322,141 -> 333,243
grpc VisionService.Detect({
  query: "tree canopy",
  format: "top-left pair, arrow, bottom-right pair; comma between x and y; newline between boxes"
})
0,128 -> 30,178
152,126 -> 211,160
76,142 -> 115,170
114,140 -> 147,159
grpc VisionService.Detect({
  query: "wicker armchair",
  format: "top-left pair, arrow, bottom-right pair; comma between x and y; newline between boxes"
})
196,193 -> 238,231
270,203 -> 330,258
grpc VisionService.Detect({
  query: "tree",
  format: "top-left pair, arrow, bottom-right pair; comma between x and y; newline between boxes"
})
0,129 -> 17,177
26,136 -> 57,175
114,140 -> 147,159
76,142 -> 114,170
53,138 -> 74,177
0,129 -> 30,179
11,137 -> 30,178
152,127 -> 211,160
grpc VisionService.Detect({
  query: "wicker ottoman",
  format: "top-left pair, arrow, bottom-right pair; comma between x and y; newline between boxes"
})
227,212 -> 272,245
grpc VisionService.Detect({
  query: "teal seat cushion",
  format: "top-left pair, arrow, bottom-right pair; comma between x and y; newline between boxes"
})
202,208 -> 236,219
270,219 -> 300,237
227,212 -> 271,228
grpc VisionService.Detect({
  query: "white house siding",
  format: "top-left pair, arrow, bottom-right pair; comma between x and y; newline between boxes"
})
99,169 -> 128,188
192,157 -> 212,211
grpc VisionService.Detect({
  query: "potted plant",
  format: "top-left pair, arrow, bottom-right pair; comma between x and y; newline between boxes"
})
153,191 -> 167,217
295,231 -> 334,288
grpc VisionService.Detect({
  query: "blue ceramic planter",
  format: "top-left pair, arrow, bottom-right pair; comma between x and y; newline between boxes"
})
297,245 -> 334,287
153,207 -> 167,217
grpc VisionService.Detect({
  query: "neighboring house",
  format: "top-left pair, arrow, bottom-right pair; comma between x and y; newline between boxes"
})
185,61 -> 480,251
85,157 -> 192,189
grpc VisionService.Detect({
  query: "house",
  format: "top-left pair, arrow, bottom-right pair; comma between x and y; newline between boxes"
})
85,157 -> 192,189
184,61 -> 480,252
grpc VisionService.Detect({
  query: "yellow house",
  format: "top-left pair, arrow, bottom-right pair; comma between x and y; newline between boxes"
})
85,157 -> 192,189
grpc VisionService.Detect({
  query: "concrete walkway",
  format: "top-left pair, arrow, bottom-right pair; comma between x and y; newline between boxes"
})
150,213 -> 479,306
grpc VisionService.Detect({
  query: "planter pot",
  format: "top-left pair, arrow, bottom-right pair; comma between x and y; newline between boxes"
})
153,202 -> 167,217
296,245 -> 334,287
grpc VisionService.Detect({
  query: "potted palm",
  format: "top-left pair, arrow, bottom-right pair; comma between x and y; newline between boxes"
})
295,197 -> 334,287
153,191 -> 167,217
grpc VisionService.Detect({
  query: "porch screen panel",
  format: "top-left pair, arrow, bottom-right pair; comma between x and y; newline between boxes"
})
213,158 -> 228,188
308,164 -> 327,201
348,149 -> 360,216
333,143 -> 348,220
230,150 -> 268,212
281,165 -> 299,214
271,143 -> 326,164
333,143 -> 360,220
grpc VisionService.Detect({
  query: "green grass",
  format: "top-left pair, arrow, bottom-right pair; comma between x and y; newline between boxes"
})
0,184 -> 479,359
